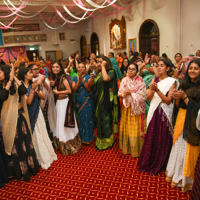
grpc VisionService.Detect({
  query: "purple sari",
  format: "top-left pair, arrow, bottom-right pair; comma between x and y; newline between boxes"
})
138,77 -> 173,175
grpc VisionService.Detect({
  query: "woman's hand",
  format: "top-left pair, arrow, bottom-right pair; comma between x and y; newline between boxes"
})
144,53 -> 150,65
50,80 -> 55,86
102,60 -> 107,67
53,86 -> 59,95
32,80 -> 39,90
9,65 -> 14,81
149,82 -> 158,92
123,89 -> 131,98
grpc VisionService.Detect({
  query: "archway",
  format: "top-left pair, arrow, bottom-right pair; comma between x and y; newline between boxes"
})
139,19 -> 159,56
90,32 -> 99,56
80,35 -> 87,57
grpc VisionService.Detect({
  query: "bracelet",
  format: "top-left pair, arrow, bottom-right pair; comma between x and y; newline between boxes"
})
9,79 -> 13,82
183,96 -> 188,100
175,69 -> 181,71
7,82 -> 11,86
16,81 -> 21,85
30,90 -> 35,93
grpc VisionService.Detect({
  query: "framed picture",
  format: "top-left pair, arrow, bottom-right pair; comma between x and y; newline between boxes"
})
59,32 -> 65,40
27,35 -> 34,42
3,36 -> 9,44
41,34 -> 47,41
21,35 -> 27,42
9,36 -> 14,43
128,38 -> 137,53
34,34 -> 40,42
87,44 -> 91,57
14,35 -> 21,43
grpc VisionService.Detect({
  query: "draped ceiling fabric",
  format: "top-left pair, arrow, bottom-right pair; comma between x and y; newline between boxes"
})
0,46 -> 26,63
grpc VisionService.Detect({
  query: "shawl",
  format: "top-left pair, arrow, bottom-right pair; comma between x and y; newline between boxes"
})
182,84 -> 200,146
147,77 -> 176,127
1,88 -> 32,155
55,74 -> 75,128
118,74 -> 146,116
27,84 -> 40,132
34,75 -> 57,133
110,58 -> 123,80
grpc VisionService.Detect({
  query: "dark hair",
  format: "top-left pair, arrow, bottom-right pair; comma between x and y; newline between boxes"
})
123,52 -> 127,56
196,50 -> 200,56
18,67 -> 31,83
179,59 -> 200,99
162,53 -> 167,58
130,52 -> 139,63
19,62 -> 26,68
135,59 -> 144,64
128,63 -> 139,72
28,63 -> 36,69
0,65 -> 16,95
101,56 -> 113,71
158,58 -> 171,76
109,52 -> 114,57
121,58 -> 130,68
174,53 -> 182,59
50,62 -> 65,80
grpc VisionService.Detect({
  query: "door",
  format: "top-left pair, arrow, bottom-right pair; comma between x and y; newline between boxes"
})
26,50 -> 39,62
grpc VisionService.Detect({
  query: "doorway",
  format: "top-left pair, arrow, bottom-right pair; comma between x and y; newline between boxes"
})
26,50 -> 39,62
139,19 -> 159,56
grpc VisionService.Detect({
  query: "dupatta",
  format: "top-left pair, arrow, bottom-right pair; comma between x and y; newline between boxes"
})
118,74 -> 146,116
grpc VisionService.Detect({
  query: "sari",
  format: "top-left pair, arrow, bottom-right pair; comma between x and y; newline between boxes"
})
26,84 -> 57,170
118,74 -> 147,157
166,84 -> 200,193
94,69 -> 120,151
142,71 -> 156,116
73,74 -> 94,144
138,77 -> 176,175
1,84 -> 40,181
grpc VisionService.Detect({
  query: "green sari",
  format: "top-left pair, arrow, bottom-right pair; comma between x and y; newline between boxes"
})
143,73 -> 156,116
94,70 -> 119,151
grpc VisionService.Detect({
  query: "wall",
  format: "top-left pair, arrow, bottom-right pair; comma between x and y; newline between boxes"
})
2,23 -> 82,60
81,0 -> 200,60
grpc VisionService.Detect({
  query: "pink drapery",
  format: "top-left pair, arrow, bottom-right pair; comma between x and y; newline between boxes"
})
0,46 -> 26,63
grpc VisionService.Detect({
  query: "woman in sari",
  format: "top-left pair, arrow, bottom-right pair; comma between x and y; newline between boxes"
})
72,63 -> 94,144
166,59 -> 200,193
89,56 -> 120,151
118,63 -> 147,157
18,66 -> 57,170
138,59 -> 176,175
0,67 -> 12,187
1,65 -> 40,181
50,62 -> 81,155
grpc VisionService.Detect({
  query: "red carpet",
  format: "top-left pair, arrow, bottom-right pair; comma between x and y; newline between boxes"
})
0,134 -> 190,200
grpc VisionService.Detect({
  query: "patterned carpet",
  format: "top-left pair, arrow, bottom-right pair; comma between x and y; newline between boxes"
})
0,134 -> 191,200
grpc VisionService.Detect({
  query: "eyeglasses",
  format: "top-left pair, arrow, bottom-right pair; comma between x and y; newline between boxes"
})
128,68 -> 136,71
32,68 -> 40,71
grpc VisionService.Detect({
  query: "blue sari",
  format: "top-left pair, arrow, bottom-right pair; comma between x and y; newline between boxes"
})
73,75 -> 94,144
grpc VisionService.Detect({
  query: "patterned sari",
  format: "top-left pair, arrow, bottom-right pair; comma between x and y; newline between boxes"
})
94,70 -> 119,151
73,74 -> 94,144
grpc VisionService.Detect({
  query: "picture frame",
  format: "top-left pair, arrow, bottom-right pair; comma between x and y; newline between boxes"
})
27,35 -> 34,42
3,36 -> 9,44
128,38 -> 137,53
59,32 -> 65,40
87,44 -> 91,57
14,35 -> 21,43
21,35 -> 27,42
9,36 -> 14,43
41,34 -> 47,41
109,16 -> 126,49
34,34 -> 40,42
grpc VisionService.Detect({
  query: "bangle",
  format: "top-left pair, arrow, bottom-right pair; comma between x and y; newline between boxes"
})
7,82 -> 11,86
183,96 -> 188,100
9,79 -> 13,82
16,81 -> 21,85
30,90 -> 35,93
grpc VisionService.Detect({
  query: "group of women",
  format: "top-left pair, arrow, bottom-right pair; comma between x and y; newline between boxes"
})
0,52 -> 199,198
